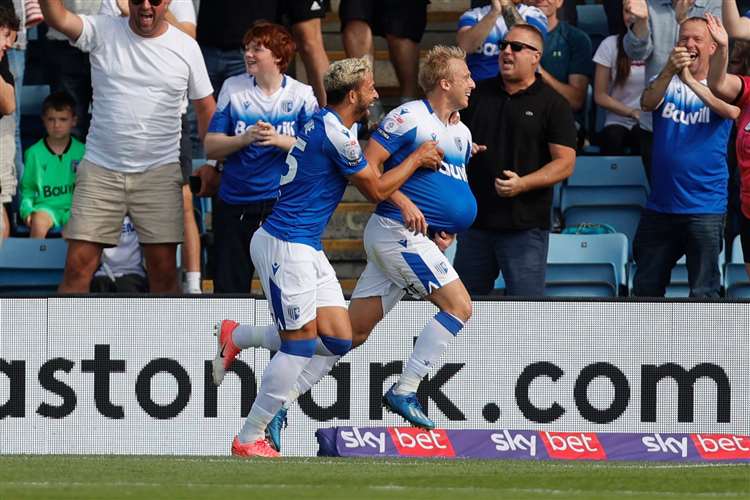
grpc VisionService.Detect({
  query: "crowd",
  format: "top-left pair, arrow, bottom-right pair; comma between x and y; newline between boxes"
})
0,0 -> 747,302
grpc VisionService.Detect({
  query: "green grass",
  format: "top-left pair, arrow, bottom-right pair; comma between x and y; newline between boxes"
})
0,456 -> 747,500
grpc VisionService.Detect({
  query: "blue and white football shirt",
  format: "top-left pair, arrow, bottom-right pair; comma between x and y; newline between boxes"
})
649,76 -> 730,214
458,5 -> 548,82
208,74 -> 318,204
373,99 -> 477,234
263,108 -> 367,249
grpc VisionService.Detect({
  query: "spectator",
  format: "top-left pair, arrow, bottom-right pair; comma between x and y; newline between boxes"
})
455,25 -> 577,296
0,4 -> 18,239
340,0 -> 429,105
706,10 -> 750,279
592,4 -> 645,155
90,215 -> 148,292
99,0 -> 203,293
457,0 -> 548,82
3,0 -> 27,180
40,0 -> 215,293
529,0 -> 592,119
45,0 -> 100,140
634,16 -> 738,298
200,22 -> 317,293
276,0 -> 330,106
623,0 -> 721,179
19,91 -> 82,238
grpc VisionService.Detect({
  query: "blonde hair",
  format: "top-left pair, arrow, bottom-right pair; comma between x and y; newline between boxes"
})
418,45 -> 467,94
324,57 -> 372,104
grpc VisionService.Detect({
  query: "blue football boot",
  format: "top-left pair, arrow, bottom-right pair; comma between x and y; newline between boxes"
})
265,406 -> 288,452
382,383 -> 435,430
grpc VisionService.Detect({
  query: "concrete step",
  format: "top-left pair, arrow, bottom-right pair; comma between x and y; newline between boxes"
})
323,238 -> 365,261
324,201 -> 374,239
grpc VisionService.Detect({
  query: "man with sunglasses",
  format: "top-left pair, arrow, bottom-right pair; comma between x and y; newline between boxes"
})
40,0 -> 215,293
455,24 -> 577,297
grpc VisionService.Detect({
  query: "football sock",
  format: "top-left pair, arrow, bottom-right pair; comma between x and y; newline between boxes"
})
285,354 -> 340,406
394,312 -> 464,395
238,338 -> 316,443
183,272 -> 201,293
232,324 -> 280,351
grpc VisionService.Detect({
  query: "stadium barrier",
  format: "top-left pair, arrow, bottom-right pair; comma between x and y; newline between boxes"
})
1,297 -> 748,458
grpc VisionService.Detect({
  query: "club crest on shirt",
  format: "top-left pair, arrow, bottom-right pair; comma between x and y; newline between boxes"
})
71,160 -> 80,172
454,137 -> 463,151
281,100 -> 293,113
287,305 -> 300,321
431,132 -> 438,141
382,116 -> 399,133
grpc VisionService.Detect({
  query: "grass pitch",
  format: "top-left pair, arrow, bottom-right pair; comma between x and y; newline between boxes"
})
0,456 -> 747,500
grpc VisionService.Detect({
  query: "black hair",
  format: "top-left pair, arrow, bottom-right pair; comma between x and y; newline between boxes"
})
0,5 -> 20,31
42,91 -> 77,116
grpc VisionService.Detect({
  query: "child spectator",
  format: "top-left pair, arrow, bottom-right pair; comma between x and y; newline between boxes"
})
19,91 -> 84,238
0,3 -> 19,239
592,5 -> 645,155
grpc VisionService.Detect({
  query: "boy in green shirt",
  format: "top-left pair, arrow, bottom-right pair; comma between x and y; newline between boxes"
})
20,91 -> 84,238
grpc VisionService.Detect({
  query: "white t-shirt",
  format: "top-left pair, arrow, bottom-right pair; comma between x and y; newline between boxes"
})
74,15 -> 213,172
47,0 -> 103,40
592,35 -> 646,129
95,216 -> 146,278
98,0 -> 197,115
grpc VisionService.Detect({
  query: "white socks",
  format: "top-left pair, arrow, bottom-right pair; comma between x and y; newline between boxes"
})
183,272 -> 201,294
284,354 -> 340,406
394,312 -> 464,395
232,324 -> 280,351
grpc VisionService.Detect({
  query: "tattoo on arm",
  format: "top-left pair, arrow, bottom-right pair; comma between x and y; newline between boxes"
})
502,2 -> 524,29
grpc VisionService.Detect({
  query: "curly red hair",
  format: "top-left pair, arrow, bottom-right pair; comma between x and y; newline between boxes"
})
242,22 -> 296,73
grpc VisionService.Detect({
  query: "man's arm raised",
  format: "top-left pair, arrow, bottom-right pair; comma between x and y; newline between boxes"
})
39,0 -> 84,41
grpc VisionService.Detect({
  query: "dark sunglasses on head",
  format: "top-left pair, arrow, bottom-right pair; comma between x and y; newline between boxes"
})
131,0 -> 164,6
499,40 -> 539,53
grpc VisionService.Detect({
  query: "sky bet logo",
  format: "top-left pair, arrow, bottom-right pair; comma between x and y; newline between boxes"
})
540,432 -> 607,460
340,428 -> 387,453
642,433 -> 689,458
491,430 -> 537,456
691,434 -> 750,460
388,427 -> 455,458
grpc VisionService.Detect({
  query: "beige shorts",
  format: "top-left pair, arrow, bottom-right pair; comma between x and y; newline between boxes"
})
64,160 -> 184,246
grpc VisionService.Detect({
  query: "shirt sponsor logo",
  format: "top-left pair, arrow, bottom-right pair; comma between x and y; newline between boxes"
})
540,432 -> 607,460
691,434 -> 750,460
342,139 -> 361,162
661,102 -> 710,125
388,427 -> 456,457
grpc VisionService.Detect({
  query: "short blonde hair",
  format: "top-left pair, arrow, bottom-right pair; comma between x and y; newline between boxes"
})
324,57 -> 372,105
418,45 -> 467,94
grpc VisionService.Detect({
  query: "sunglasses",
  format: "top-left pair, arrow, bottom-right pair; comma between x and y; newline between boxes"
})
131,0 -> 164,6
499,40 -> 539,53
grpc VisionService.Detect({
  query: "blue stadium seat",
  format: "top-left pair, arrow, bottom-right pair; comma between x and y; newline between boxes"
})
576,4 -> 608,53
545,233 -> 628,297
563,205 -> 641,257
0,238 -> 67,294
20,84 -> 51,117
725,235 -> 750,298
562,156 -> 649,210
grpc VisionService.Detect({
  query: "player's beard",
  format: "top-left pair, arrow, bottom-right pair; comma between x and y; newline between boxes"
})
354,94 -> 373,121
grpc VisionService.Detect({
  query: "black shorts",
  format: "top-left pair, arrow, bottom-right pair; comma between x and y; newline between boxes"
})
741,212 -> 750,264
278,0 -> 329,24
339,0 -> 430,43
179,112 -> 192,185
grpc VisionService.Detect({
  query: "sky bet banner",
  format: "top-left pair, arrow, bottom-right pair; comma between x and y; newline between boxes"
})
0,298 -> 748,457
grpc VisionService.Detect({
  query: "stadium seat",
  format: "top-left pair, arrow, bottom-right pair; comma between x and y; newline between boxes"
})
576,4 -> 608,53
725,235 -> 750,298
0,238 -> 67,294
563,205 -> 641,257
545,233 -> 628,297
561,156 -> 649,210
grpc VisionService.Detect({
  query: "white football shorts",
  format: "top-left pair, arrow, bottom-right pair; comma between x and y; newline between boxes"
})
250,227 -> 346,331
351,214 -> 459,315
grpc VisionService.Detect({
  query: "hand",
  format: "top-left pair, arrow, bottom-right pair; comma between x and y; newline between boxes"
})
674,0 -> 694,24
195,163 -> 221,197
398,197 -> 428,235
116,0 -> 129,16
471,142 -> 487,155
253,121 -> 281,148
666,46 -> 692,75
241,123 -> 266,146
624,0 -> 648,22
432,231 -> 456,253
495,170 -> 526,197
705,13 -> 728,48
629,108 -> 641,120
679,64 -> 696,84
412,140 -> 444,171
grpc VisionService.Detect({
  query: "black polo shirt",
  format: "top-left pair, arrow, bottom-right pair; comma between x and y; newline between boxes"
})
462,74 -> 576,231
197,1 -> 278,50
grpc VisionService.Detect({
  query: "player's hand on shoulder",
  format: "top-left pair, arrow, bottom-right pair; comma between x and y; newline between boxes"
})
195,163 -> 221,197
413,140 -> 444,171
432,231 -> 456,253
